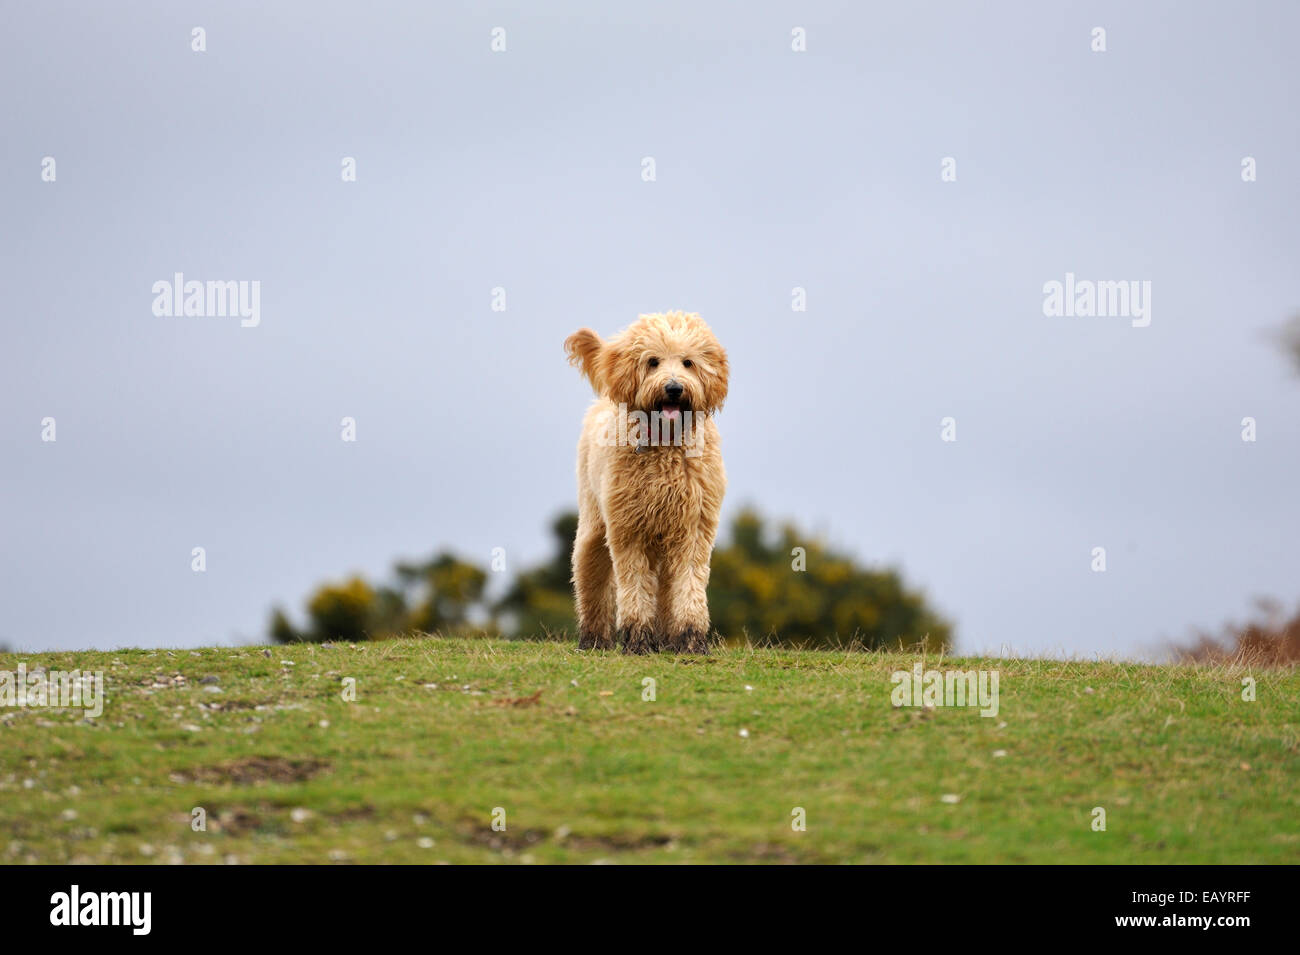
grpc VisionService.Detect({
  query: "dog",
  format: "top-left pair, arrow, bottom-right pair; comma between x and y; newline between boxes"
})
563,311 -> 729,653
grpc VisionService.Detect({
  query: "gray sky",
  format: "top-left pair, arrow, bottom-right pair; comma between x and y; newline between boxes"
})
3,1 -> 1297,657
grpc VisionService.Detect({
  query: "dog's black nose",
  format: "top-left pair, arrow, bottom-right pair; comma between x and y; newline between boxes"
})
664,380 -> 684,400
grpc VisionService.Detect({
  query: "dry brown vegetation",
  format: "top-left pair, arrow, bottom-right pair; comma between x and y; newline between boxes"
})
1173,598 -> 1300,667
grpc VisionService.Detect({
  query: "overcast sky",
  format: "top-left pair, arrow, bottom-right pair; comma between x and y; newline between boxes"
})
3,1 -> 1297,658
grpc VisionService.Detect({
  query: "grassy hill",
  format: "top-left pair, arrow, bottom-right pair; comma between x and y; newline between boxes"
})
2,636 -> 1297,864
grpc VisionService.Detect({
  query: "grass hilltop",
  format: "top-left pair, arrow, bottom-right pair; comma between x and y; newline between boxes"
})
2,636 -> 1297,864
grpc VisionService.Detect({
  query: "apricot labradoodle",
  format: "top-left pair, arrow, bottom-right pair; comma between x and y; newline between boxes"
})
563,311 -> 729,654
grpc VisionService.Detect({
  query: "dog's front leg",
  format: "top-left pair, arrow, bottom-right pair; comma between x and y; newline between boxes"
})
663,528 -> 716,654
609,531 -> 660,654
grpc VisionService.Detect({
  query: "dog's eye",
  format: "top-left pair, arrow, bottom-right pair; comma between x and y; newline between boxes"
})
682,359 -> 693,368
648,357 -> 659,368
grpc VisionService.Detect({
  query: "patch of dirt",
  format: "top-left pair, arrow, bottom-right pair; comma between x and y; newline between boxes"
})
328,804 -> 376,821
723,842 -> 803,864
194,698 -> 274,712
461,823 -> 675,854
171,801 -> 373,834
212,808 -> 265,835
171,756 -> 330,785
463,825 -> 549,851
491,690 -> 543,707
560,831 -> 676,852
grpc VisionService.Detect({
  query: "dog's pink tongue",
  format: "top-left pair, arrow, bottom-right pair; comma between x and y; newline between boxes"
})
661,405 -> 681,421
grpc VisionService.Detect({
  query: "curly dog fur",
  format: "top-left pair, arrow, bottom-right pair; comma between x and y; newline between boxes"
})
564,311 -> 728,654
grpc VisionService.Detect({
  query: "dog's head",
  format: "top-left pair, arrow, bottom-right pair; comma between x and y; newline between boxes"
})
565,311 -> 729,419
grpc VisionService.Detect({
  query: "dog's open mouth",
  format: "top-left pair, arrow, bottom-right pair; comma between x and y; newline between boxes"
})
654,400 -> 690,422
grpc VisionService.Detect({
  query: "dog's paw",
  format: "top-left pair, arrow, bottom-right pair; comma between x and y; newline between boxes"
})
577,631 -> 615,651
618,625 -> 659,654
666,628 -> 710,655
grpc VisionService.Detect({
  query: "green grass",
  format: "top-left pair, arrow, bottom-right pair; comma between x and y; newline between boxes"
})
2,636 -> 1297,864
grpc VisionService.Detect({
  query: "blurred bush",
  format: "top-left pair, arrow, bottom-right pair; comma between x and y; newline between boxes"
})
708,509 -> 950,651
494,513 -> 580,639
270,555 -> 491,644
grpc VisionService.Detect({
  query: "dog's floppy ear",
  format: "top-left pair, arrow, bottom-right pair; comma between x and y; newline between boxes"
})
564,328 -> 604,392
700,344 -> 729,415
597,334 -> 641,408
